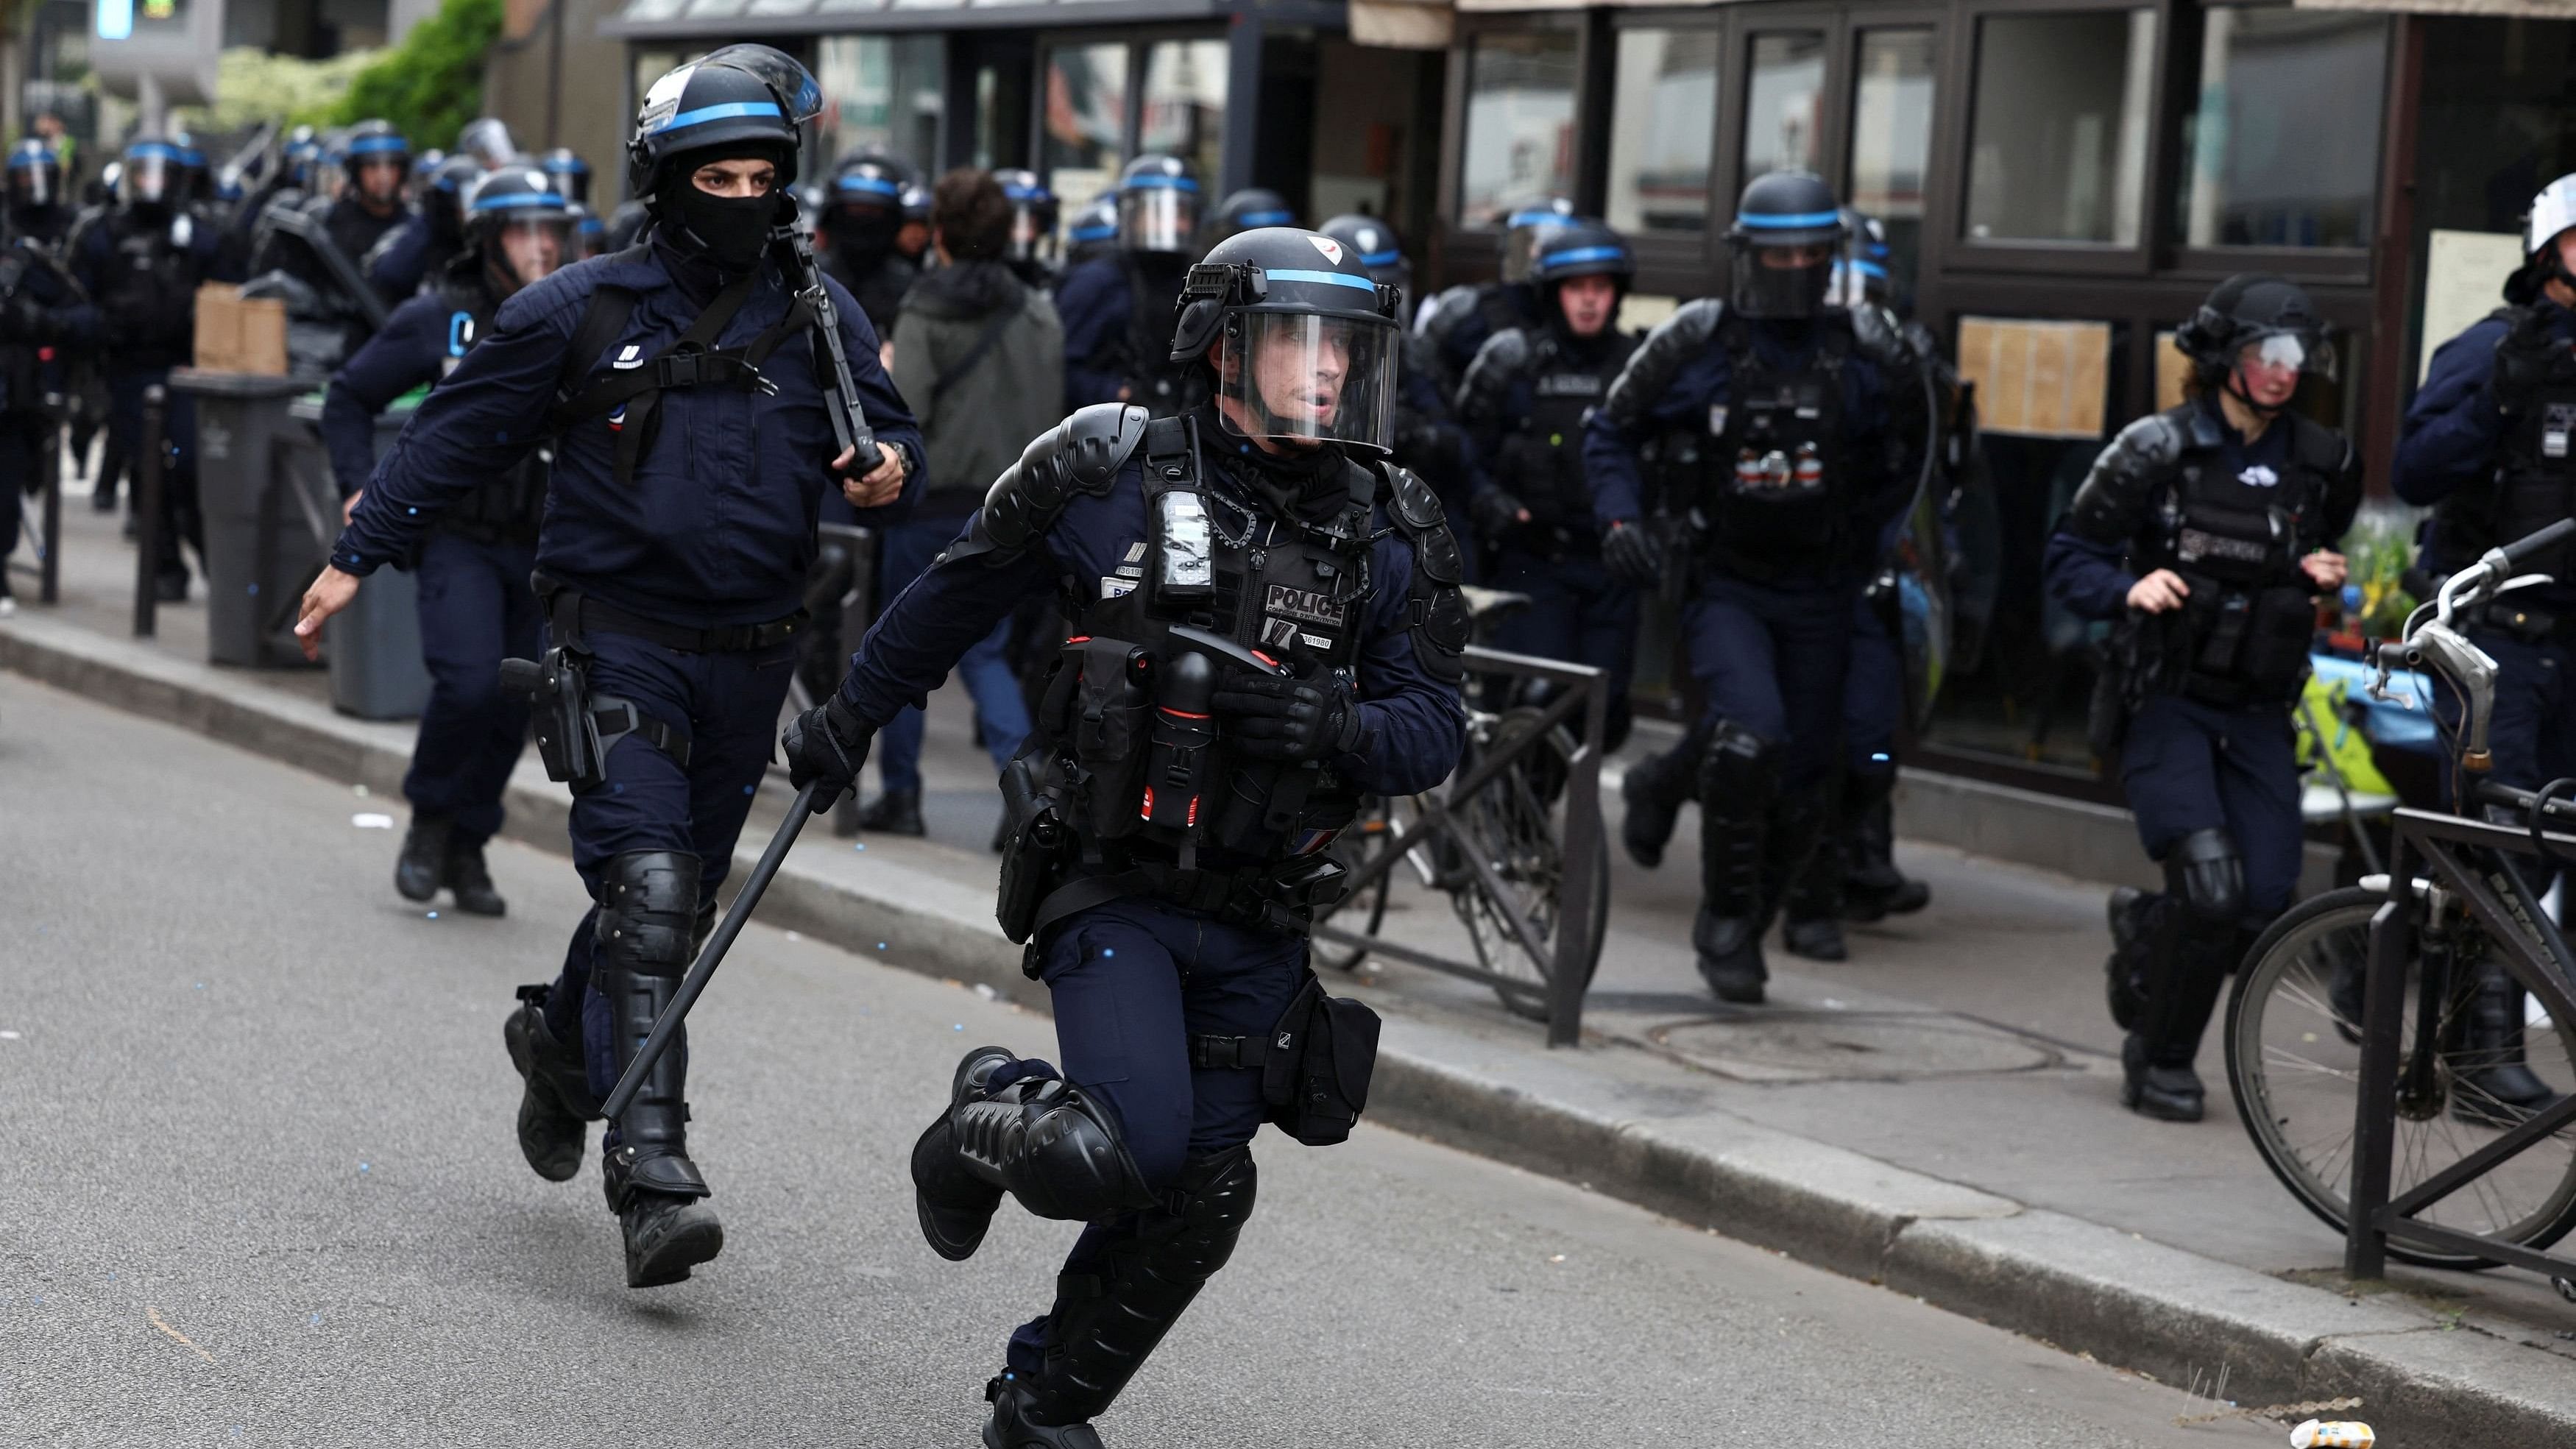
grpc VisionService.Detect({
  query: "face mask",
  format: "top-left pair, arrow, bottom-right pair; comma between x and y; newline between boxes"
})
668,186 -> 779,275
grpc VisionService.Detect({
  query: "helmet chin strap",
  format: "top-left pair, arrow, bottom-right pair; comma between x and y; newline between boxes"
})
2221,364 -> 2287,420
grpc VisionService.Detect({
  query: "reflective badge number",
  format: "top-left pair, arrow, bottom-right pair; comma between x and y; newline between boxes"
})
1707,404 -> 1728,436
2547,403 -> 2576,461
1101,576 -> 1137,600
1260,617 -> 1299,650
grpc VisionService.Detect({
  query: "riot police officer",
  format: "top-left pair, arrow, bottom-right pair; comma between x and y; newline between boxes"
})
1058,154 -> 1201,416
75,132 -> 230,600
322,166 -> 573,916
1458,220 -> 1641,743
784,225 -> 1466,1445
818,149 -> 918,338
2392,172 -> 2576,1122
293,45 -> 925,1287
0,140 -> 96,614
1582,172 -> 1929,1005
1209,187 -> 1295,247
1064,194 -> 1117,268
997,169 -> 1059,289
330,120 -> 415,280
1321,211 -> 1478,531
1419,194 -> 1576,398
2047,275 -> 2358,1122
537,147 -> 592,208
367,153 -> 481,302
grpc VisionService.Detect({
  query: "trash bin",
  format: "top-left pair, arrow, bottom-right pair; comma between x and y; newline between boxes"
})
171,369 -> 333,667
289,392 -> 434,720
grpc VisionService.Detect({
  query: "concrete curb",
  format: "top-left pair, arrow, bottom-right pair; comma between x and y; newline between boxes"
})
9,612 -> 2572,1445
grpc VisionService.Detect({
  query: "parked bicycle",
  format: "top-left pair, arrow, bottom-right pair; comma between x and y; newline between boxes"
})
2227,518 -> 2576,1275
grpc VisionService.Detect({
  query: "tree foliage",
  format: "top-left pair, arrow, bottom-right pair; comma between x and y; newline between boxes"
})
328,0 -> 504,152
177,48 -> 380,135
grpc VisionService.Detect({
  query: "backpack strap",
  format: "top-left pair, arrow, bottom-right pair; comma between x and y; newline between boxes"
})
930,302 -> 1024,404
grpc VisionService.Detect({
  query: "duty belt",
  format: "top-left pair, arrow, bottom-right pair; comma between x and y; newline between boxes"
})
2476,598 -> 2576,645
560,591 -> 807,654
1027,857 -> 1348,943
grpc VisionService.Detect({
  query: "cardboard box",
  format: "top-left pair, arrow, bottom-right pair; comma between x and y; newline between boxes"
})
192,284 -> 289,376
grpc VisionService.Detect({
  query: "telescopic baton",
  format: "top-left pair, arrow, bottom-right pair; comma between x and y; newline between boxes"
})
600,781 -> 824,1121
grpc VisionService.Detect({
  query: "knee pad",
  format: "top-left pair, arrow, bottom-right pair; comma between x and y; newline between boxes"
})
1697,719 -> 1778,818
2163,828 -> 2244,930
952,1074 -> 1155,1223
595,850 -> 701,975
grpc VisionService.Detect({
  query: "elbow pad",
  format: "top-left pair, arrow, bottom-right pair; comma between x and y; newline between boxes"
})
1603,298 -> 1724,433
1456,327 -> 1532,422
2064,412 -> 2185,546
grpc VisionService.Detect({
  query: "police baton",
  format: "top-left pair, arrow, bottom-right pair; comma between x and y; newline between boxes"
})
600,781 -> 824,1122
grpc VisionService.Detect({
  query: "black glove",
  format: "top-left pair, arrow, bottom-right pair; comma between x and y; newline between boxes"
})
0,295 -> 45,345
1470,487 -> 1529,544
779,694 -> 872,813
2492,309 -> 2561,413
1600,518 -> 1662,587
1211,667 -> 1363,763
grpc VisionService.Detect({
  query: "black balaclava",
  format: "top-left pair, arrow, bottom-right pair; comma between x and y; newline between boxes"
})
1195,400 -> 1348,525
830,205 -> 899,275
660,146 -> 790,276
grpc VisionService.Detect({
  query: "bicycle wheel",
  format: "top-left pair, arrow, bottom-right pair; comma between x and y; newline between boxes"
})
1450,706 -> 1611,1021
1311,798 -> 1398,973
2226,885 -> 2576,1269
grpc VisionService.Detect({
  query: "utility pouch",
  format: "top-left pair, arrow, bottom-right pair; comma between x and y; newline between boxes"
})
995,753 -> 1070,945
2085,648 -> 2128,760
2240,585 -> 2321,699
1190,971 -> 1381,1147
500,648 -> 601,790
1071,639 -> 1152,843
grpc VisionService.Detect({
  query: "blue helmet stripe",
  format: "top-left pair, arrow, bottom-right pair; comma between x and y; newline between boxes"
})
1540,245 -> 1629,269
1070,223 -> 1117,241
1506,207 -> 1569,227
1737,209 -> 1843,229
348,135 -> 408,156
1358,249 -> 1402,267
835,174 -> 902,197
1123,175 -> 1199,192
473,191 -> 568,212
1239,209 -> 1293,226
1263,269 -> 1379,292
651,100 -> 785,134
124,143 -> 183,162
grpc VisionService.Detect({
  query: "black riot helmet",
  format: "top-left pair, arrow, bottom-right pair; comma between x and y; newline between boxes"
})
118,134 -> 184,211
1211,188 -> 1296,247
2175,273 -> 2336,414
283,125 -> 323,188
343,119 -> 411,182
538,147 -> 592,208
1724,171 -> 1846,321
465,163 -> 575,293
1532,220 -> 1633,334
7,138 -> 66,218
1498,196 -> 1577,285
996,169 -> 1058,263
424,154 -> 484,247
626,44 -> 818,206
1066,194 -> 1119,264
1318,213 -> 1407,289
1172,227 -> 1407,453
1116,154 -> 1200,255
1828,207 -> 1892,308
827,153 -> 909,260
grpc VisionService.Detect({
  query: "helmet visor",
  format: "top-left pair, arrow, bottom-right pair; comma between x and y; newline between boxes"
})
1214,311 -> 1399,453
121,154 -> 173,205
9,161 -> 58,210
1119,184 -> 1197,253
1730,243 -> 1833,320
2239,327 -> 2338,384
1500,213 -> 1574,284
698,45 -> 824,127
1009,203 -> 1057,261
489,215 -> 575,286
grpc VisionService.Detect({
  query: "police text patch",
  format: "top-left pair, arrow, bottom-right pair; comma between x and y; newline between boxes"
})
1264,584 -> 1346,628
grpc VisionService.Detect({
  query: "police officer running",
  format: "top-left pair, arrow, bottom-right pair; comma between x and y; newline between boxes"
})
293,46 -> 924,1286
330,120 -> 415,303
0,139 -> 96,615
1058,155 -> 1202,417
1419,195 -> 1576,397
782,224 -> 1466,1445
2047,276 -> 2358,1122
1582,172 -> 1929,1005
1458,219 -> 1641,743
2391,173 -> 2576,1122
367,153 -> 483,302
1323,211 -> 1482,539
322,165 -> 574,916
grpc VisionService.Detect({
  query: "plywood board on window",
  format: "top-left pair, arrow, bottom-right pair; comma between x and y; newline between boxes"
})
2154,330 -> 2190,414
2420,229 -> 2522,382
1956,316 -> 2112,439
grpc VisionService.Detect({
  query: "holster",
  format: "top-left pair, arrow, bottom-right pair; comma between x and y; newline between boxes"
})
500,645 -> 602,790
1190,971 -> 1381,1147
995,752 -> 1070,946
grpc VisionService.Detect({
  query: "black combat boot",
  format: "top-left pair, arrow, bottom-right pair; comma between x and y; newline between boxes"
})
859,788 -> 927,837
1694,726 -> 1778,1004
911,1046 -> 1016,1261
2453,958 -> 2563,1127
2121,1032 -> 2206,1123
1620,749 -> 1689,870
394,814 -> 452,903
983,1373 -> 1107,1449
503,984 -> 597,1181
2103,887 -> 2156,1032
597,851 -> 722,1288
1780,818 -> 1847,963
1839,778 -> 1929,921
445,836 -> 506,916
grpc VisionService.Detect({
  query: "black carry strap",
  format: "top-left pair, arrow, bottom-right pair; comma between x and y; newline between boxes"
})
588,695 -> 693,768
549,262 -> 818,483
929,302 -> 1023,403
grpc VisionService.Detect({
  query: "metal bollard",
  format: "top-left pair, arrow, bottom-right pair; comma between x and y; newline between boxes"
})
132,385 -> 167,638
37,395 -> 62,605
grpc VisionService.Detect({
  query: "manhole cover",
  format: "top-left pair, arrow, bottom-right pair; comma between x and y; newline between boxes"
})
1649,1013 -> 2059,1083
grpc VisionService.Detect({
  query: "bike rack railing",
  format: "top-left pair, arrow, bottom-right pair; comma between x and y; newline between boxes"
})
1309,644 -> 1609,1049
2349,806 -> 2576,1285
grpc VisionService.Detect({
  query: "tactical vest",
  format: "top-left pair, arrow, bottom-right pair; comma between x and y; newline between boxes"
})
2137,405 -> 2341,706
1038,417 -> 1379,877
100,211 -> 202,366
1691,313 -> 1855,578
0,243 -> 71,415
1114,254 -> 1193,419
2435,306 -> 2576,583
1492,330 -> 1637,552
423,274 -> 548,545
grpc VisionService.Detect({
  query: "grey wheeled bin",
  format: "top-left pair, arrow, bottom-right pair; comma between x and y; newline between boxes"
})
171,369 -> 333,667
289,392 -> 433,719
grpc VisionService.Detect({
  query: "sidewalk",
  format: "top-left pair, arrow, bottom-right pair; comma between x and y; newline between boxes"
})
9,490 -> 2575,1444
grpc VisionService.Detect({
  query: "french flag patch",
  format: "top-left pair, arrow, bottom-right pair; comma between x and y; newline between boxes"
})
607,405 -> 626,432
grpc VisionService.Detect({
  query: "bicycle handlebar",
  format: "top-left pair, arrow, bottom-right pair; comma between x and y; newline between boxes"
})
2500,517 -> 2576,570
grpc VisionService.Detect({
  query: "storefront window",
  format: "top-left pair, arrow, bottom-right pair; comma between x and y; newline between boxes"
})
1605,28 -> 1719,235
1741,32 -> 1825,180
1140,39 -> 1228,191
1964,10 -> 2158,246
1848,28 -> 1934,301
817,35 -> 946,175
1044,42 -> 1129,223
1458,29 -> 1579,228
2174,7 -> 2388,249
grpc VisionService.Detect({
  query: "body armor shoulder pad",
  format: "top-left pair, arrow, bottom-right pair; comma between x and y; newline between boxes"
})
1457,326 -> 1532,419
1604,297 -> 1724,431
963,403 -> 1150,564
1424,285 -> 1480,340
1381,463 -> 1470,684
2064,408 -> 2190,546
1847,301 -> 1908,367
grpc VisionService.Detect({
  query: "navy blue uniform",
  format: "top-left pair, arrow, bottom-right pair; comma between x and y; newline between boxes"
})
0,227 -> 96,593
1056,254 -> 1191,414
323,281 -> 544,851
330,230 -> 924,1103
836,435 -> 1462,1375
73,205 -> 231,585
364,213 -> 444,302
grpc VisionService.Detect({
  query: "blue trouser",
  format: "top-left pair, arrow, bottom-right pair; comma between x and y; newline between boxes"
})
532,626 -> 801,1106
2450,627 -> 2576,797
1483,546 -> 1640,748
874,517 -> 1032,793
1841,594 -> 1904,776
402,532 -> 541,847
1002,898 -> 1309,1376
1682,573 -> 1860,790
107,368 -> 197,575
2120,693 -> 2304,923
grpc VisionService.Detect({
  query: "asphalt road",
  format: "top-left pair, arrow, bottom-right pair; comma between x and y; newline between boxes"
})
0,676 -> 2282,1448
